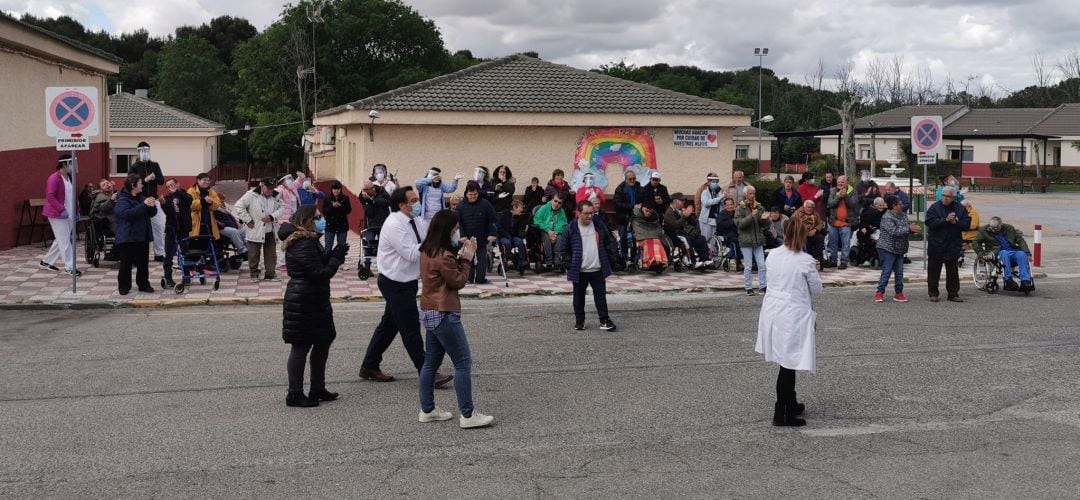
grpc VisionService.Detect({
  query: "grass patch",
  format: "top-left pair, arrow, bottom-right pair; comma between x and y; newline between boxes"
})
1049,184 -> 1080,192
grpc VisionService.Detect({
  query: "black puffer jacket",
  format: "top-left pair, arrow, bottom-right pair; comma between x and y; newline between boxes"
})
279,223 -> 343,344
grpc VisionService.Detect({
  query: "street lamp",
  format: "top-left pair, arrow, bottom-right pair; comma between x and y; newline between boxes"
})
754,47 -> 769,174
754,113 -> 774,178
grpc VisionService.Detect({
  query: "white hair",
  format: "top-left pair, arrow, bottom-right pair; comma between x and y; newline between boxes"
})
941,185 -> 957,196
873,197 -> 885,206
743,185 -> 756,195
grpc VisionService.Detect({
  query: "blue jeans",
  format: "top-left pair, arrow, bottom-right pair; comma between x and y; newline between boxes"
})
828,225 -> 852,264
499,236 -> 526,268
876,249 -> 904,293
998,250 -> 1032,281
419,313 -> 474,417
323,230 -> 349,255
743,245 -> 766,290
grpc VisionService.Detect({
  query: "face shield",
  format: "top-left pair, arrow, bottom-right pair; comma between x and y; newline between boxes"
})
137,146 -> 150,162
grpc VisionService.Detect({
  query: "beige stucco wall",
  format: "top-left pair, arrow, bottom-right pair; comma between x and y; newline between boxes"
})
109,132 -> 219,177
331,124 -> 740,197
0,50 -> 111,151
732,137 -> 776,160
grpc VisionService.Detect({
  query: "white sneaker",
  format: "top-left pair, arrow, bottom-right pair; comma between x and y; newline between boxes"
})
418,406 -> 453,423
459,411 -> 494,428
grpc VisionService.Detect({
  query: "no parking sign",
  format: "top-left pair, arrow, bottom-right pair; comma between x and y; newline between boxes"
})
45,87 -> 100,150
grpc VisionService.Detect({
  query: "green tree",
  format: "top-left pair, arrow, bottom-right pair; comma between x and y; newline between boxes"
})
152,36 -> 230,123
174,16 -> 257,66
248,108 -> 305,166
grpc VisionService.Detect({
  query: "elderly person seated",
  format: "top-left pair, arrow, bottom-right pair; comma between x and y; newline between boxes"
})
974,216 -> 1033,291
766,206 -> 788,250
663,194 -> 711,269
213,195 -> 248,255
632,201 -> 668,272
715,197 -> 743,271
791,200 -> 825,268
89,178 -> 118,236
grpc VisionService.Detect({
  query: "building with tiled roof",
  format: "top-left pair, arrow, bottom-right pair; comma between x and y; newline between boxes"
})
313,54 -> 753,196
806,104 -> 1080,178
107,92 -> 225,187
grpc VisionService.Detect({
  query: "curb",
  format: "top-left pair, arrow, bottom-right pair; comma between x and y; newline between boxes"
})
0,272 -> 1050,311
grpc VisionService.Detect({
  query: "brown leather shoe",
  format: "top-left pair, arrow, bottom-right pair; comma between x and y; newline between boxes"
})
434,371 -> 454,388
359,368 -> 395,382
947,296 -> 964,303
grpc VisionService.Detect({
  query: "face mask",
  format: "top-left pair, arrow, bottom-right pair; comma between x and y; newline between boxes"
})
375,172 -> 385,181
709,181 -> 720,190
411,201 -> 422,217
475,170 -> 485,181
451,229 -> 461,247
138,150 -> 150,162
314,217 -> 326,233
585,177 -> 594,187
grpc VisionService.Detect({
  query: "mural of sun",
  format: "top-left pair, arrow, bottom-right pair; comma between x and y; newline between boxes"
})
572,128 -> 658,191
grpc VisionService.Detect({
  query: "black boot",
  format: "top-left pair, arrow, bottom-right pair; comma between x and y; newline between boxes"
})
772,402 -> 806,427
286,390 -> 319,407
308,387 -> 339,401
791,392 -> 805,416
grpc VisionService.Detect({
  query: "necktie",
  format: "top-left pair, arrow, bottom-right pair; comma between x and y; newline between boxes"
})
408,218 -> 422,243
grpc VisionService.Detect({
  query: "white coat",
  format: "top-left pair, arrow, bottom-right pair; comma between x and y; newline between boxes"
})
755,245 -> 823,372
234,189 -> 285,244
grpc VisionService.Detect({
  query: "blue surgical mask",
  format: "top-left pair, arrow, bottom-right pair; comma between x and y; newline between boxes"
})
451,229 -> 461,247
314,217 -> 326,233
710,181 -> 720,190
411,201 -> 423,217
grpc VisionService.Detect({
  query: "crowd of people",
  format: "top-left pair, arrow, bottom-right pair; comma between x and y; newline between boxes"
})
42,153 -> 1037,427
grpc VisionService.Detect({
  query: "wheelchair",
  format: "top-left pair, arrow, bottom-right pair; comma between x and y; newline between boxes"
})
356,226 -> 381,280
524,224 -> 556,273
972,253 -> 1035,295
707,233 -> 738,271
84,217 -> 117,268
610,225 -> 639,273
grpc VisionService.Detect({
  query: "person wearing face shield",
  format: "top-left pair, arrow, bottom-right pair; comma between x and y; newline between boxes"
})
472,166 -> 496,204
370,164 -> 396,194
575,172 -> 605,207
416,167 -> 464,221
698,173 -> 725,242
128,141 -> 167,262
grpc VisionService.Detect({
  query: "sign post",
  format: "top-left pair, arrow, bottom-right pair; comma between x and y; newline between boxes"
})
45,87 -> 100,294
911,116 -> 942,271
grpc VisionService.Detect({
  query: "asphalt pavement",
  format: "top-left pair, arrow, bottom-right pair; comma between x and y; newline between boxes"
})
1,275 -> 1079,498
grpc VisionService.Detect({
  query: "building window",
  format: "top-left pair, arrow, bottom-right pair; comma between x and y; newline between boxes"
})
999,148 -> 1025,163
735,146 -> 749,160
113,148 -> 137,175
859,145 -> 871,160
948,147 -> 973,162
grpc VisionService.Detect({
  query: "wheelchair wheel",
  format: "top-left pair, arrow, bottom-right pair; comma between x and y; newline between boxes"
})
358,266 -> 371,280
986,280 -> 999,294
229,255 -> 243,270
199,277 -> 206,285
972,258 -> 992,291
213,279 -> 220,291
174,282 -> 185,294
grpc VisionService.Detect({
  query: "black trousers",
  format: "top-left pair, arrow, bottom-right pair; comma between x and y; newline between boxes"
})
572,271 -> 610,324
362,275 -> 426,371
776,367 -> 796,404
117,241 -> 150,292
927,257 -> 960,298
805,233 -> 825,262
288,341 -> 332,393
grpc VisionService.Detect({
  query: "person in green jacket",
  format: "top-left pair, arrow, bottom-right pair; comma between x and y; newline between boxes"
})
533,197 -> 568,269
736,185 -> 771,295
974,217 -> 1033,291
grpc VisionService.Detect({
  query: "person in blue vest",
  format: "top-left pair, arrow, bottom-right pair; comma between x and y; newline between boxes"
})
558,199 -> 617,332
415,167 -> 463,221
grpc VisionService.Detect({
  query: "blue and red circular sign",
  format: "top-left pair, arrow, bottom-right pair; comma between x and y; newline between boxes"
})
49,91 -> 96,133
913,118 -> 941,151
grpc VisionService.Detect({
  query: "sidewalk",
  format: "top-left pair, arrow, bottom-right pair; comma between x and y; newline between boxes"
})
1,229 -> 935,308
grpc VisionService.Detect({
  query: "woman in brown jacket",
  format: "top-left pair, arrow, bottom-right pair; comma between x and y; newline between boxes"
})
417,210 -> 495,429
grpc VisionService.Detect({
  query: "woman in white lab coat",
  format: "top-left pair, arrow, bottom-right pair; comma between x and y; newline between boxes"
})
755,218 -> 822,426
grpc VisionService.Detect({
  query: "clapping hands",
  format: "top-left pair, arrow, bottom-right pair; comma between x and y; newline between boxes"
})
330,243 -> 350,262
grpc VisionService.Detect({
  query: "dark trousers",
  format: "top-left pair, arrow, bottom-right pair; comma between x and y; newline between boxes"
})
776,366 -> 796,404
163,231 -> 178,283
362,275 -> 426,371
287,341 -> 331,393
117,241 -> 150,292
469,243 -> 488,282
805,233 -> 825,262
927,257 -> 960,298
572,271 -> 610,325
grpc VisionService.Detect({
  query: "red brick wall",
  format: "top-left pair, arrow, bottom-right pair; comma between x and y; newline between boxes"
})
0,143 -> 108,250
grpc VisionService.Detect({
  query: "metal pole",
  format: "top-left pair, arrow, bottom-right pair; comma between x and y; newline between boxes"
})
1019,138 -> 1025,195
922,157 -> 931,271
757,54 -> 763,176
70,151 -> 78,293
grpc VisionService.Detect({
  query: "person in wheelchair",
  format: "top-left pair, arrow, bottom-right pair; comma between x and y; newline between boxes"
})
497,200 -> 529,275
851,197 -> 885,268
974,217 -> 1033,292
765,206 -> 788,250
791,200 -> 825,269
533,196 -> 568,271
90,179 -> 118,236
716,197 -> 743,271
632,201 -> 668,272
663,194 -> 710,269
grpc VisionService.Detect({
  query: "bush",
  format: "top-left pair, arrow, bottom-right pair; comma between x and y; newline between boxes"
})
807,155 -> 839,178
748,177 -> 783,202
1045,166 -> 1080,184
933,159 -> 963,178
990,162 -> 1018,178
732,159 -> 760,176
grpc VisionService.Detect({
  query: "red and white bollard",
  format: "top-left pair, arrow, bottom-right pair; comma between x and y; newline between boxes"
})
1033,224 -> 1042,268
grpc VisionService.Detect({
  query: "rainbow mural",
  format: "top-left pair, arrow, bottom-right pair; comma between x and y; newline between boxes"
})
571,128 -> 658,191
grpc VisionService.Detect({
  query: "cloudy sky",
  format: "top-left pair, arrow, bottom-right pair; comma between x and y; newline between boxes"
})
4,0 -> 1079,94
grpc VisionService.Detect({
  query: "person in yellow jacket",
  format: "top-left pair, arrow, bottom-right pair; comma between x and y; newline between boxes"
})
188,173 -> 223,239
960,199 -> 979,247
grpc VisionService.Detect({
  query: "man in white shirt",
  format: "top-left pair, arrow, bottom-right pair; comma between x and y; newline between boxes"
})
359,186 -> 451,386
558,200 -> 617,332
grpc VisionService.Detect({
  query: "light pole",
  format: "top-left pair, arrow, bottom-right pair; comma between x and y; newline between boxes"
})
754,114 -> 774,178
754,47 -> 769,174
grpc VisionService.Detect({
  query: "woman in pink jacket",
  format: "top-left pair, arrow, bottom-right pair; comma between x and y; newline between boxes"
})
40,155 -> 81,276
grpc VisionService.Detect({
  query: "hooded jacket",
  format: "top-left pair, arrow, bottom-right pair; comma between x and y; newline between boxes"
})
279,223 -> 343,344
235,188 -> 285,244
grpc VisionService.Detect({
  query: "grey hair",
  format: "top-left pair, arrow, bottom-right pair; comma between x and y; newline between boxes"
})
803,200 -> 815,208
940,185 -> 957,196
989,216 -> 1002,228
743,185 -> 756,195
873,197 -> 885,206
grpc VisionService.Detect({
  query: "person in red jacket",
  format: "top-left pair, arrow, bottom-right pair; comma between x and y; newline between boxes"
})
575,172 -> 605,207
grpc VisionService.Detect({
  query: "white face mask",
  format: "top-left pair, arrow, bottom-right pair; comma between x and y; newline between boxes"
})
375,171 -> 385,181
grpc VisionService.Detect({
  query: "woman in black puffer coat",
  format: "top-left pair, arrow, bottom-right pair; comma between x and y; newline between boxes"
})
278,205 -> 349,408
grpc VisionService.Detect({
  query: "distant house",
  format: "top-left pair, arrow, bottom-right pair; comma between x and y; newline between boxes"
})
810,104 -> 1080,178
0,15 -> 119,250
732,125 -> 777,170
312,55 -> 752,197
108,91 -> 225,188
